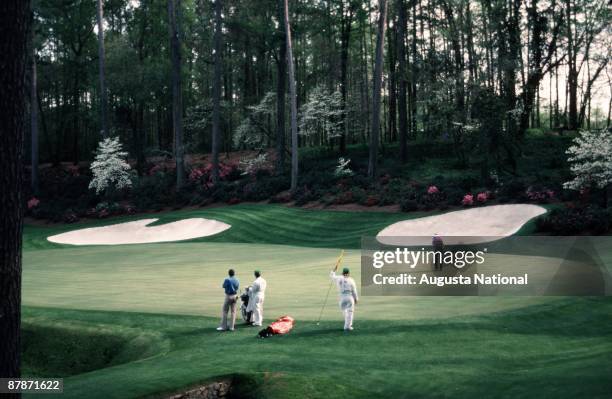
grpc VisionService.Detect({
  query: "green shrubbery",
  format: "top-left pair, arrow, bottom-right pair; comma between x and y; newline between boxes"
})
26,134 -> 610,235
536,205 -> 612,235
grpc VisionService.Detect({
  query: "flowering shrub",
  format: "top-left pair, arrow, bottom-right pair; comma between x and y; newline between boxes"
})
415,184 -> 447,210
240,154 -> 269,176
564,129 -> 612,191
87,202 -> 135,219
62,210 -> 79,223
462,194 -> 474,206
189,162 -> 238,186
27,197 -> 40,209
477,192 -> 488,203
526,187 -> 555,203
334,157 -> 353,177
89,137 -> 132,195
189,168 -> 205,182
427,185 -> 440,195
536,205 -> 611,235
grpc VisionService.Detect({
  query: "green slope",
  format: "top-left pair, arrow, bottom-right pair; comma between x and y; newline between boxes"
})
22,299 -> 612,399
23,204 -> 432,251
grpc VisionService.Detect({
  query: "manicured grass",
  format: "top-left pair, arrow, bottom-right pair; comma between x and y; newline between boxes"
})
22,299 -> 612,399
21,204 -> 612,398
22,204 -> 432,251
23,202 -> 552,252
23,241 -> 559,320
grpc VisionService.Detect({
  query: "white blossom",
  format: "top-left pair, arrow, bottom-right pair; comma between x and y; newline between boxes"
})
299,85 -> 343,139
563,129 -> 612,190
89,137 -> 133,195
334,157 -> 353,177
240,153 -> 269,175
234,92 -> 276,149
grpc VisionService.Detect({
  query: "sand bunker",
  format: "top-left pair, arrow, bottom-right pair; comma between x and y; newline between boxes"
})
47,218 -> 231,245
377,204 -> 546,245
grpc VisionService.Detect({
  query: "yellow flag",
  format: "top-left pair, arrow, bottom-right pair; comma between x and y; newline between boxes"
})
332,250 -> 345,272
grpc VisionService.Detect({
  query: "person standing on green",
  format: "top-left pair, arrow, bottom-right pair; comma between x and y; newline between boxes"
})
217,269 -> 239,331
330,267 -> 358,331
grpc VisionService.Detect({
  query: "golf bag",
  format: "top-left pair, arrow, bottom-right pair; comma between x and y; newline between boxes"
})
258,315 -> 295,338
240,286 -> 253,324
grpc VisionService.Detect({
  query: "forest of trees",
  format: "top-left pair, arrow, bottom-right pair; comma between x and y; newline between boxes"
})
29,0 -> 610,185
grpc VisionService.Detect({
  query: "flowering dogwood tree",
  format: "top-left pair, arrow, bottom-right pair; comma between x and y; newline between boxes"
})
240,153 -> 269,176
334,157 -> 353,177
89,137 -> 132,195
234,92 -> 276,149
299,85 -> 343,142
563,130 -> 612,191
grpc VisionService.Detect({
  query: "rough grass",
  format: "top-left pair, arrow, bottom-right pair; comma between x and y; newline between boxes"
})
22,299 -> 612,399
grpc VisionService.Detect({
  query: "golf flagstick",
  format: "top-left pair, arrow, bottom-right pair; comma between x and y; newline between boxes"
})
316,250 -> 345,325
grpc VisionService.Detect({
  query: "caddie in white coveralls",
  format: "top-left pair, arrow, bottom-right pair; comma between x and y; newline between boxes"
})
248,270 -> 267,326
330,267 -> 358,331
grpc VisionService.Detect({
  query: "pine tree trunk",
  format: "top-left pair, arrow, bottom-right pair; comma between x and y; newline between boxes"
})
387,19 -> 397,143
339,2 -> 355,154
0,0 -> 29,381
566,0 -> 578,130
276,0 -> 286,173
96,0 -> 108,138
211,0 -> 222,184
410,0 -> 418,138
168,0 -> 185,188
284,0 -> 298,191
368,0 -> 388,179
397,0 -> 408,163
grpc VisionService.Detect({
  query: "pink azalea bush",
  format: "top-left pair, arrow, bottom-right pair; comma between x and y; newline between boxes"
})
188,162 -> 237,186
427,185 -> 440,195
477,191 -> 489,203
27,197 -> 40,209
462,194 -> 474,206
526,187 -> 555,203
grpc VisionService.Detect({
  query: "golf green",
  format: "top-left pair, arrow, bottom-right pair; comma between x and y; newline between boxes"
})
21,204 -> 612,398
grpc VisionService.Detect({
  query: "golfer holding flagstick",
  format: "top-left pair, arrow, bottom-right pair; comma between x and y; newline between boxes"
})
320,250 -> 359,331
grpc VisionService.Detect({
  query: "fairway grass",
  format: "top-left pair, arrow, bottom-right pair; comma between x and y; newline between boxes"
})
23,203 -> 500,251
21,204 -> 612,398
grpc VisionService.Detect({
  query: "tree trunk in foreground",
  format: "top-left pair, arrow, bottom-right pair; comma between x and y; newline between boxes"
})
31,46 -> 39,195
0,0 -> 29,382
368,0 -> 388,178
284,0 -> 298,191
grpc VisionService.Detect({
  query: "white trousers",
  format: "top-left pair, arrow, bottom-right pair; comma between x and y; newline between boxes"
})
339,295 -> 355,330
252,295 -> 264,326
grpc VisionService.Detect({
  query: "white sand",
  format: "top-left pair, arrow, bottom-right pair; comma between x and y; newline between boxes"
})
47,218 -> 231,245
377,204 -> 546,245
